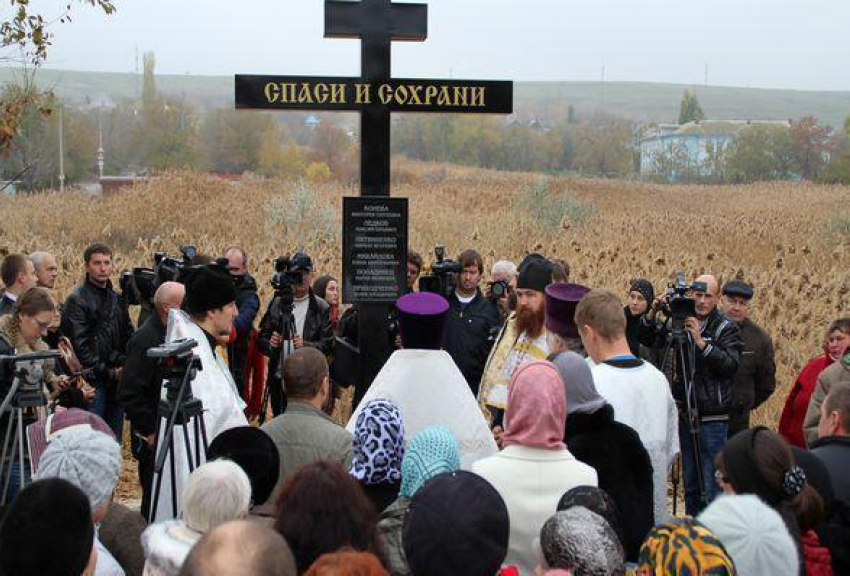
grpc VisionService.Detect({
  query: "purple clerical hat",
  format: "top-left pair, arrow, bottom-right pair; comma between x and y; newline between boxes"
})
544,283 -> 591,339
397,292 -> 450,350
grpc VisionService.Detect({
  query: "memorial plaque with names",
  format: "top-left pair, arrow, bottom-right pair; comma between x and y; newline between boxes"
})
343,196 -> 408,303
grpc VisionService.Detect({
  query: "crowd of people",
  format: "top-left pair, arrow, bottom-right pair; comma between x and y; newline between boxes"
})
0,243 -> 848,575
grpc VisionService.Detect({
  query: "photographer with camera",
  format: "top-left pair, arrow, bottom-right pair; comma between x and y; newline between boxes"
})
118,281 -> 185,519
642,274 -> 742,515
223,246 -> 260,400
258,252 -> 333,417
61,243 -> 135,439
443,250 -> 501,396
486,260 -> 518,322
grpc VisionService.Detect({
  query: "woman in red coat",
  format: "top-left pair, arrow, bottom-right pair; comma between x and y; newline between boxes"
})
779,318 -> 850,448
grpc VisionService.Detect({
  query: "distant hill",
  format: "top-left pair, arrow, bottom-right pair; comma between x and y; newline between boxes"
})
2,67 -> 849,127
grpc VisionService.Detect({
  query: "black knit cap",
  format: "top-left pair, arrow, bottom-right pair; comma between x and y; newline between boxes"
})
0,478 -> 94,576
208,426 -> 280,506
182,261 -> 237,315
517,258 -> 553,293
629,278 -> 655,305
403,471 -> 509,576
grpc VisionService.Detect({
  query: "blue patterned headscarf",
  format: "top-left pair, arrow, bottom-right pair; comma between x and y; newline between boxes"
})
349,399 -> 405,485
399,425 -> 461,498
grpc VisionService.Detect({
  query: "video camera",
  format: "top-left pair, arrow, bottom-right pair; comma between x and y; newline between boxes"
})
270,252 -> 312,314
663,273 -> 708,341
121,245 -> 198,307
0,350 -> 63,410
419,246 -> 462,298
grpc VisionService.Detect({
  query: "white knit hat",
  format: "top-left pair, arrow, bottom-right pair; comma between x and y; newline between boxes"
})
698,494 -> 798,576
34,427 -> 121,512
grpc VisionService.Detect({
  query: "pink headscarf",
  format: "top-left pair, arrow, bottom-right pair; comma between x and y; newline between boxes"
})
502,360 -> 567,450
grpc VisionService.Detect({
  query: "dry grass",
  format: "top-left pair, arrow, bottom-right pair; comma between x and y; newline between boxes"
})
1,160 -> 848,502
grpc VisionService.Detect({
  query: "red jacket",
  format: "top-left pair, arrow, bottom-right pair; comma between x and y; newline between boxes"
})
779,354 -> 833,449
803,530 -> 834,576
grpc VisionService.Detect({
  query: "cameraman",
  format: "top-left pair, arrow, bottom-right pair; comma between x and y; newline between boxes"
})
258,252 -> 333,416
118,281 -> 184,519
642,274 -> 742,515
443,250 -> 501,396
61,243 -> 135,439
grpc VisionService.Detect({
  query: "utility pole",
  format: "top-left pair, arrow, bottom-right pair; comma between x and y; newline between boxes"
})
58,104 -> 65,192
97,114 -> 105,180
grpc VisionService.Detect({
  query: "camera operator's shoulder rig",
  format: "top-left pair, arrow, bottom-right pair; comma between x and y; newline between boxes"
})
418,245 -> 462,298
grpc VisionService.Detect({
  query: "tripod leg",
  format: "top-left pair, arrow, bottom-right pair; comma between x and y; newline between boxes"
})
0,414 -> 16,503
181,421 -> 195,473
149,417 -> 166,523
16,411 -> 24,494
197,415 -> 209,457
169,426 -> 178,519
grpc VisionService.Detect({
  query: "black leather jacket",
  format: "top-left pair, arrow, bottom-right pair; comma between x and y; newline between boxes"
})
258,290 -> 333,381
60,277 -> 135,388
640,307 -> 742,419
443,291 -> 501,395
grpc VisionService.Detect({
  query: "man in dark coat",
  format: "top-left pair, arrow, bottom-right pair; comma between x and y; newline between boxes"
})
258,252 -> 333,417
443,249 -> 501,396
812,384 -> 850,509
61,243 -> 135,439
721,279 -> 776,437
550,346 -> 654,563
224,246 -> 260,398
118,281 -> 184,520
0,253 -> 38,317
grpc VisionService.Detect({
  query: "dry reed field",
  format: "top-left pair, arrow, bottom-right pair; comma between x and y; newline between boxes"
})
1,160 -> 848,500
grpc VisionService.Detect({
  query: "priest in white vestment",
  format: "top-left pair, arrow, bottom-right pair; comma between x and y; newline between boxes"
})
347,292 -> 497,469
151,263 -> 248,521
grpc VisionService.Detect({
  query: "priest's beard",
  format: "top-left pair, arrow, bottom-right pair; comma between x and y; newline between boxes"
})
515,301 -> 545,339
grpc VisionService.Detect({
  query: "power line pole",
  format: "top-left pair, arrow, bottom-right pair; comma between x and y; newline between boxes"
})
58,104 -> 65,192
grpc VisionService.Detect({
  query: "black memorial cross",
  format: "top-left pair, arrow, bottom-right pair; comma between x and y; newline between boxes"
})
235,0 -> 513,403
326,0 -> 427,196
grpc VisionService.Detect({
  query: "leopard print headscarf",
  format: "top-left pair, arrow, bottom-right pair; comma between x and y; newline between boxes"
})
349,399 -> 405,485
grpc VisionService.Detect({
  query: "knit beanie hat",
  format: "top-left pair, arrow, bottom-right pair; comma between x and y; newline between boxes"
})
399,425 -> 461,498
629,279 -> 655,305
183,262 -> 237,315
517,258 -> 553,293
207,426 -> 280,506
27,408 -> 115,474
0,478 -> 94,576
698,494 -> 798,576
34,427 -> 121,512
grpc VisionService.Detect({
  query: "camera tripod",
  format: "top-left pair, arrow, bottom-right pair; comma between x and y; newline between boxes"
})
0,351 -> 62,504
666,326 -> 707,513
258,292 -> 297,425
148,339 -> 207,523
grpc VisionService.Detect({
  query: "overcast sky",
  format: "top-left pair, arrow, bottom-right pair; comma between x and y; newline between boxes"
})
22,0 -> 850,91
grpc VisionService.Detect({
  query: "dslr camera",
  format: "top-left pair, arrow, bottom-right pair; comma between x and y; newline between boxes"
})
663,273 -> 708,341
121,245 -> 198,307
487,279 -> 509,300
418,246 -> 463,298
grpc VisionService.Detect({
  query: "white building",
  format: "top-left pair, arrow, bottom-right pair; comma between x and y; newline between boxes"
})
639,120 -> 791,180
